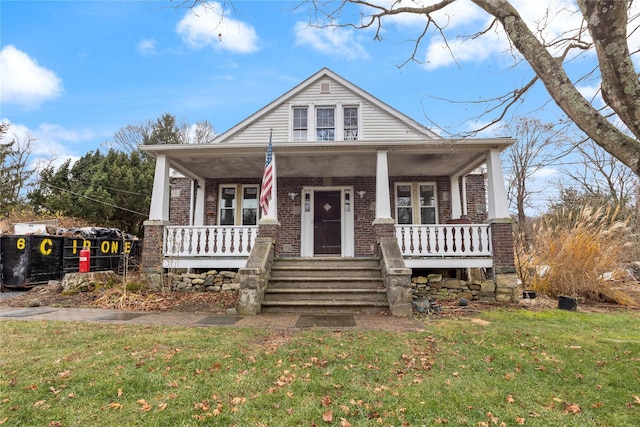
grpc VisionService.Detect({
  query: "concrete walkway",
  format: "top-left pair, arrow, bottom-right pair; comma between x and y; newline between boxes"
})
0,305 -> 426,332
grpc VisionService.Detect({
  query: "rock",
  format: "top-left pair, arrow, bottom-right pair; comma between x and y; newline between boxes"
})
222,283 -> 240,291
28,300 -> 41,307
226,308 -> 238,315
206,270 -> 218,276
220,271 -> 237,279
61,271 -> 120,295
480,280 -> 496,293
413,276 -> 428,284
442,279 -> 462,289
191,279 -> 205,285
428,274 -> 443,282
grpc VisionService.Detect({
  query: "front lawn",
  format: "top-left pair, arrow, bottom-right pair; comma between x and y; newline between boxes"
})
1,309 -> 639,426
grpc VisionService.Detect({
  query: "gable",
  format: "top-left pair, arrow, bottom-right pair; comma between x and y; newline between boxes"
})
213,68 -> 441,144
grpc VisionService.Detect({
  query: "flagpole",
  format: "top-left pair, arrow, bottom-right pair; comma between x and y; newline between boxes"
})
259,129 -> 279,224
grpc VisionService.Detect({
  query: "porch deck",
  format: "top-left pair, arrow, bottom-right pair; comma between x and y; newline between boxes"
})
162,223 -> 493,269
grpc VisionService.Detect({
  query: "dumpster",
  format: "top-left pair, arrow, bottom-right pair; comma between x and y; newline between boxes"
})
0,235 -> 64,289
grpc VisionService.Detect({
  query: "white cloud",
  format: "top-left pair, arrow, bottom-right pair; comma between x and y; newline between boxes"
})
531,167 -> 558,179
294,21 -> 369,60
176,3 -> 259,54
0,45 -> 63,109
1,120 -> 97,170
137,38 -> 157,56
373,0 -> 589,70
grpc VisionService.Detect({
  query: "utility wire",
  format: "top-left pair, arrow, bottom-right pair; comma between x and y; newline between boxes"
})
71,178 -> 150,197
42,182 -> 147,216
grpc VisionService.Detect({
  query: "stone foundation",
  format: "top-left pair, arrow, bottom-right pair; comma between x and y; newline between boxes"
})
160,270 -> 240,293
410,268 -> 508,303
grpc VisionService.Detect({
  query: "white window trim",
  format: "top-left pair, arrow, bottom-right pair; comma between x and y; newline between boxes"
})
394,182 -> 439,225
218,184 -> 260,226
290,103 -> 361,142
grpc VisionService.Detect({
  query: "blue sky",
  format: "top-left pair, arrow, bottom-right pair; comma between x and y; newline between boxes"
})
0,0 -> 619,212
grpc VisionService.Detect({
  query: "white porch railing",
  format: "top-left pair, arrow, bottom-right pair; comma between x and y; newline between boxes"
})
395,224 -> 492,265
164,226 -> 258,261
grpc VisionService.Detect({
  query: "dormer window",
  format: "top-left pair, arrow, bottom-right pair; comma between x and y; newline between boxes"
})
316,107 -> 335,141
293,107 -> 308,142
291,104 -> 359,142
344,107 -> 358,140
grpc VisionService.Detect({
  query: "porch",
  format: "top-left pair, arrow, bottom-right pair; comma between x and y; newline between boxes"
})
161,223 -> 492,270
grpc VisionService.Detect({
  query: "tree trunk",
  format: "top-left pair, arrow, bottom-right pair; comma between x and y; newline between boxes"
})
473,0 -> 640,177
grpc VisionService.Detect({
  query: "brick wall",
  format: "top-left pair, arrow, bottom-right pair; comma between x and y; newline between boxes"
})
490,221 -> 515,273
169,178 -> 191,225
168,174 -> 491,257
464,174 -> 488,223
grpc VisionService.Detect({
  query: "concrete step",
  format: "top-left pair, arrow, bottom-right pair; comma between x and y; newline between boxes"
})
268,278 -> 384,289
261,299 -> 390,314
263,257 -> 389,314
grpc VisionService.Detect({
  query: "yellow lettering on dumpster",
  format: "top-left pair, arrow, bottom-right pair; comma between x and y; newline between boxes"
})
124,241 -> 132,254
16,238 -> 26,250
40,239 -> 53,255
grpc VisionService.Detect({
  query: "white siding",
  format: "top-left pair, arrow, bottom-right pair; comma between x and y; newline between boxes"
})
220,76 -> 437,144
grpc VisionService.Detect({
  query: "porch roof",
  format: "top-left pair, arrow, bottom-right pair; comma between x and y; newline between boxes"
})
139,138 -> 514,181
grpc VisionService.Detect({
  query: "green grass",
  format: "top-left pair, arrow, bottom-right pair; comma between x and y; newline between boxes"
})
1,309 -> 639,426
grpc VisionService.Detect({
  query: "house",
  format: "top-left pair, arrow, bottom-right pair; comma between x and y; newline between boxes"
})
139,68 -> 517,316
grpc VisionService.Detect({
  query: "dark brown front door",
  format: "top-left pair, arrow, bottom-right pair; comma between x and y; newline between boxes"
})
314,191 -> 341,255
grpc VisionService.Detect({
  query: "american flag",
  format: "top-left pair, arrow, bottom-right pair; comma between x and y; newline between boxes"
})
260,131 -> 273,215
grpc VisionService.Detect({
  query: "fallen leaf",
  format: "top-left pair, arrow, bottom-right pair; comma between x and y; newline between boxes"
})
107,402 -> 123,410
634,396 -> 640,405
339,418 -> 352,427
48,422 -> 63,427
322,410 -> 333,422
322,396 -> 332,407
515,416 -> 525,424
0,418 -> 7,425
506,394 -> 515,403
563,403 -> 581,414
158,402 -> 167,411
57,370 -> 70,378
117,388 -> 123,397
231,396 -> 246,405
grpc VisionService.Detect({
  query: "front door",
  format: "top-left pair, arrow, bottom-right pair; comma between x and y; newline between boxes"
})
313,191 -> 341,255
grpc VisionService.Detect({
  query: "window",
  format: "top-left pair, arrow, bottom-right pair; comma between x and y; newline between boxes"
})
218,185 -> 259,226
219,187 -> 236,225
395,183 -> 437,224
419,184 -> 436,224
293,107 -> 307,142
242,187 -> 258,225
396,185 -> 413,224
344,107 -> 358,140
316,107 -> 335,141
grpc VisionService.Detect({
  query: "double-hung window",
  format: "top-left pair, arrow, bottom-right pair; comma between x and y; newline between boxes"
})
218,185 -> 259,226
316,107 -> 335,141
343,106 -> 358,140
293,107 -> 308,142
395,183 -> 437,224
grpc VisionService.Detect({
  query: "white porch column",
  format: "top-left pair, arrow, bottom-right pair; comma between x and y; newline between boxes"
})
191,178 -> 205,226
486,149 -> 510,219
374,150 -> 393,222
450,176 -> 462,219
149,154 -> 170,221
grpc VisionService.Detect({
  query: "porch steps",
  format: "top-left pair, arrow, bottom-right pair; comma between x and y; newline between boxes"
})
262,257 -> 389,314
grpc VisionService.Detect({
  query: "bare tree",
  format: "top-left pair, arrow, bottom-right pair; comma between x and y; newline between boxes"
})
560,139 -> 639,207
106,114 -> 216,154
502,117 -> 566,225
303,0 -> 640,176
